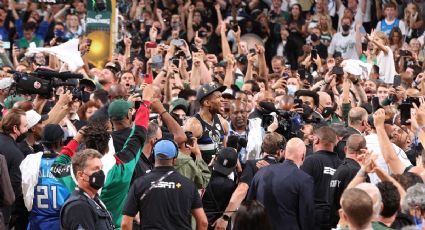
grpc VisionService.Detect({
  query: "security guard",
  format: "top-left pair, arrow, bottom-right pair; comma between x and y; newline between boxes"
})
121,139 -> 208,230
60,149 -> 114,230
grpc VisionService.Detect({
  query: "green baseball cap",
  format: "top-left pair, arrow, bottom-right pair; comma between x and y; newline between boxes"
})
108,99 -> 133,120
4,95 -> 25,109
169,98 -> 189,113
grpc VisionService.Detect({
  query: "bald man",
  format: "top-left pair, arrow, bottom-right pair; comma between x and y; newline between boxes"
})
329,134 -> 366,227
247,138 -> 315,230
316,92 -> 335,121
356,183 -> 383,224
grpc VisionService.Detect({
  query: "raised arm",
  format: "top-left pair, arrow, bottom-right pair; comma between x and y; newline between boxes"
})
373,109 -> 406,174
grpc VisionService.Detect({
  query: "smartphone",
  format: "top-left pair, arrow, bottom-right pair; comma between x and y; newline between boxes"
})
294,99 -> 303,109
311,49 -> 318,59
361,43 -> 368,52
171,39 -> 184,47
393,75 -> 401,87
399,103 -> 411,125
198,31 -> 208,38
298,68 -> 306,80
249,48 -> 256,55
145,42 -> 157,48
150,55 -> 163,68
2,41 -> 10,49
185,131 -> 194,146
172,58 -> 180,67
400,50 -> 412,57
372,96 -> 381,112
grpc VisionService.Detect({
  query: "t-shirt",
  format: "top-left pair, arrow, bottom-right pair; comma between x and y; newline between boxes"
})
365,134 -> 412,184
328,32 -> 358,60
123,166 -> 202,230
329,158 -> 361,228
376,46 -> 397,84
239,155 -> 279,186
301,150 -> 341,228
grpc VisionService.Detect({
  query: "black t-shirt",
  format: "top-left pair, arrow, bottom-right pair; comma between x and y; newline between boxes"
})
301,150 -> 341,207
112,127 -> 132,151
240,155 -> 279,186
123,166 -> 202,230
329,158 -> 361,227
202,171 -> 237,227
131,152 -> 154,184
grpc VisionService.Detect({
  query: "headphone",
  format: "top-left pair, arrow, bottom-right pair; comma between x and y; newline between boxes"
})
152,138 -> 179,159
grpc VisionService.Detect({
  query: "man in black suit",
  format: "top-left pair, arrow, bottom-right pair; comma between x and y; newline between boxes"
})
335,107 -> 369,159
247,138 -> 315,230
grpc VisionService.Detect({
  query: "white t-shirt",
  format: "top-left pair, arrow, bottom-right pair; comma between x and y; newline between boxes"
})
376,45 -> 398,84
365,134 -> 412,185
328,32 -> 358,60
337,4 -> 364,32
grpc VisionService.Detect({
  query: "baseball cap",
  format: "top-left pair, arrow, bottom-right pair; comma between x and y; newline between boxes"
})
104,61 -> 121,75
4,95 -> 25,109
108,99 -> 132,120
222,88 -> 235,99
41,124 -> 64,144
213,148 -> 238,176
25,109 -> 48,129
153,139 -> 178,160
79,78 -> 96,91
196,82 -> 226,102
169,98 -> 189,113
0,78 -> 13,90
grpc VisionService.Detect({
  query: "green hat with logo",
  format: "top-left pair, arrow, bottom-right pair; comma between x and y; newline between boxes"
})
108,99 -> 133,120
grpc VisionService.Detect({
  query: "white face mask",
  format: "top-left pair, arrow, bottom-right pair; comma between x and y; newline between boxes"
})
287,85 -> 298,96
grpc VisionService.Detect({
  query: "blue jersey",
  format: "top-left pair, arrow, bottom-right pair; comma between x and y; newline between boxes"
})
28,156 -> 70,230
380,18 -> 400,36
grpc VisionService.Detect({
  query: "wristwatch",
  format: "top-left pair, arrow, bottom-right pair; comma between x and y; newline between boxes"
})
222,214 -> 231,221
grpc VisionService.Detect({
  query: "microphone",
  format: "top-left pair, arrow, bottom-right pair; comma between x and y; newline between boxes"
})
259,101 -> 277,114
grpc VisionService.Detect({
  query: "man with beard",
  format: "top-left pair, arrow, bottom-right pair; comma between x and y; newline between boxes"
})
17,110 -> 48,156
388,124 -> 416,165
184,82 -> 229,164
364,79 -> 378,102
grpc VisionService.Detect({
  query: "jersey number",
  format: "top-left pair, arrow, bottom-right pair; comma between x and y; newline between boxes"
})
36,185 -> 57,209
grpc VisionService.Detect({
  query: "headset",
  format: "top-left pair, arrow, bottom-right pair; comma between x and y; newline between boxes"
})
152,138 -> 179,159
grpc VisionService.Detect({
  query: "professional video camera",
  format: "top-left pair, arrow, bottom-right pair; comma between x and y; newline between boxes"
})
259,101 -> 304,140
8,70 -> 90,102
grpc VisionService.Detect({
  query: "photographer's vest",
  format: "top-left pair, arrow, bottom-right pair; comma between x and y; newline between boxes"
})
195,113 -> 225,164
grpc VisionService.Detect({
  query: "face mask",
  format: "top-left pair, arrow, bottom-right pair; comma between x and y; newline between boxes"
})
311,33 -> 319,42
16,130 -> 28,143
342,24 -> 350,32
302,105 -> 313,119
287,85 -> 298,96
322,107 -> 335,118
87,170 -> 105,190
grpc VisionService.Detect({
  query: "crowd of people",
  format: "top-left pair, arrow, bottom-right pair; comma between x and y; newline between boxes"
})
0,0 -> 425,229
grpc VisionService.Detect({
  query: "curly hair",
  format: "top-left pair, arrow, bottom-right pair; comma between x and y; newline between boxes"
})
84,118 -> 110,154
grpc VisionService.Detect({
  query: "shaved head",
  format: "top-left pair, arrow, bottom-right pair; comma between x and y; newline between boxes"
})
285,138 -> 306,166
348,107 -> 368,126
108,84 -> 127,100
356,183 -> 382,219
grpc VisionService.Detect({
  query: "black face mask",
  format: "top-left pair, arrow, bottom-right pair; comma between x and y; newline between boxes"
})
302,105 -> 313,119
342,24 -> 350,32
88,170 -> 105,190
311,33 -> 319,42
16,131 -> 28,143
322,107 -> 335,118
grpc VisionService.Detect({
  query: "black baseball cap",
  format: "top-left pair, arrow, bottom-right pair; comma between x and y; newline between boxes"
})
196,82 -> 226,103
41,124 -> 64,144
213,148 -> 238,176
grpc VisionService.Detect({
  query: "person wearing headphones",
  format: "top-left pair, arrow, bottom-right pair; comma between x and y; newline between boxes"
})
121,139 -> 208,230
